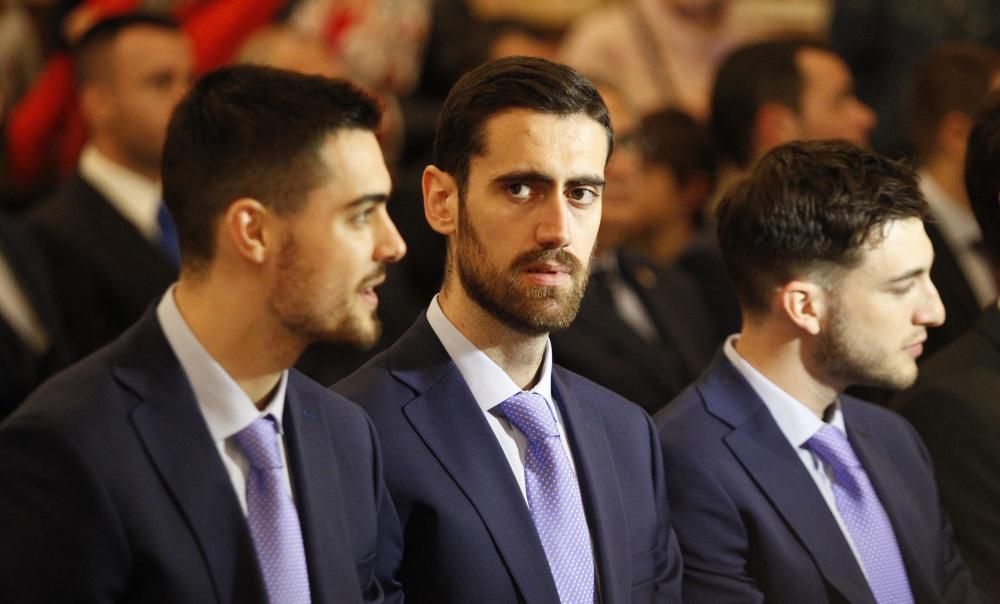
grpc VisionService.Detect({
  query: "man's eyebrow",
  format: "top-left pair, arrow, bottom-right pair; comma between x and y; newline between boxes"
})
567,176 -> 606,188
345,193 -> 390,209
886,267 -> 925,283
493,171 -> 555,185
492,171 -> 605,188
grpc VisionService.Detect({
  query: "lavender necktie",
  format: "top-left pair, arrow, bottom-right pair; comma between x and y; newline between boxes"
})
234,415 -> 312,604
498,391 -> 596,604
805,424 -> 914,604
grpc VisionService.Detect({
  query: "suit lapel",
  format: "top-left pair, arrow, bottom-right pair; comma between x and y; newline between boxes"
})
282,377 -> 363,604
390,317 -> 562,603
700,355 -> 876,604
552,371 -> 629,604
844,402 -> 937,601
118,312 -> 266,604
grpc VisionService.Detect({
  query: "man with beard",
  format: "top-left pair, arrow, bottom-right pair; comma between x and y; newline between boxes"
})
655,140 -> 980,603
0,65 -> 406,603
334,56 -> 683,603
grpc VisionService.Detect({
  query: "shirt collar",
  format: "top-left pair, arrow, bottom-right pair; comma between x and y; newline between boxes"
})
723,335 -> 845,446
426,295 -> 556,415
156,285 -> 288,440
79,144 -> 163,241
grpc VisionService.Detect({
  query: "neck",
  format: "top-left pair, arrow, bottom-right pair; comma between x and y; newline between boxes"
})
174,271 -> 303,408
923,153 -> 970,211
734,319 -> 839,418
438,286 -> 548,390
91,138 -> 160,182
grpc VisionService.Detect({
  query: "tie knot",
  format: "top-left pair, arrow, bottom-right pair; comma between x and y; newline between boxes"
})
498,391 -> 559,442
805,424 -> 861,469
234,415 -> 283,470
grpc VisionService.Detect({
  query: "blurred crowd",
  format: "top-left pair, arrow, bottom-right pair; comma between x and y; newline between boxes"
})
1,0 -> 999,415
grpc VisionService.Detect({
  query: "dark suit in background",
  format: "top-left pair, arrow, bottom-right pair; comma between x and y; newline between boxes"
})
657,352 -> 980,603
895,306 -> 1000,601
0,310 -> 401,603
552,251 -> 721,414
26,176 -> 176,358
335,314 -> 683,603
0,214 -> 71,417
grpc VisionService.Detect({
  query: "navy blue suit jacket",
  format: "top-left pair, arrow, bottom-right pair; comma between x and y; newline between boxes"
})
334,314 -> 683,603
0,309 -> 402,603
655,351 -> 979,604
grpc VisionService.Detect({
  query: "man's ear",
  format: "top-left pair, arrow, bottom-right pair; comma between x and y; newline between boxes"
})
79,83 -> 113,130
779,278 -> 828,335
755,102 -> 799,153
423,165 -> 459,236
221,198 -> 273,264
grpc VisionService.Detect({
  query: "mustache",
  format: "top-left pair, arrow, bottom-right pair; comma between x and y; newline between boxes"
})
511,248 -> 585,274
360,265 -> 388,288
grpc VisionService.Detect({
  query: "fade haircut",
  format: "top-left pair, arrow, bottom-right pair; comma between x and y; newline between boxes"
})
432,55 -> 613,197
907,42 -> 1000,161
717,140 -> 926,316
710,36 -> 831,169
966,94 -> 1000,263
72,13 -> 180,86
162,64 -> 381,270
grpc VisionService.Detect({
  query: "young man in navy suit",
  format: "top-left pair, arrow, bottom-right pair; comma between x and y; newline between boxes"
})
335,56 -> 683,603
656,140 -> 980,603
0,65 -> 406,603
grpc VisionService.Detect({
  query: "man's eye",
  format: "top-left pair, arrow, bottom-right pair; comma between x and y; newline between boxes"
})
353,208 -> 374,224
890,281 -> 915,295
568,188 -> 599,204
507,183 -> 532,199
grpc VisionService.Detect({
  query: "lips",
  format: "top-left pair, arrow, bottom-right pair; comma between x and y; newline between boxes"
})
904,336 -> 926,358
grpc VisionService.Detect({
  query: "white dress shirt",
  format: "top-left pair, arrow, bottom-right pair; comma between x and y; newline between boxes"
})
426,295 -> 581,501
723,336 -> 870,578
157,286 -> 294,514
79,144 -> 163,242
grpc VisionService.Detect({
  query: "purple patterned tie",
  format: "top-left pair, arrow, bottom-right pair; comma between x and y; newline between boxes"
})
805,424 -> 914,604
498,391 -> 596,604
234,415 -> 312,604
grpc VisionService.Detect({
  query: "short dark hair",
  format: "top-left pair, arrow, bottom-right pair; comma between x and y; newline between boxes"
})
640,108 -> 715,187
432,55 -> 613,195
717,140 -> 926,315
162,64 -> 382,268
966,93 -> 1000,262
73,13 -> 180,85
710,37 -> 830,169
907,42 -> 1000,161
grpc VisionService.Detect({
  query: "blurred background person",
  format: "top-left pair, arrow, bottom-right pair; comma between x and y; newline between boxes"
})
551,83 -> 722,414
25,14 -> 192,360
895,92 -> 1000,603
629,108 -> 715,267
906,41 -> 1000,357
710,36 -> 877,208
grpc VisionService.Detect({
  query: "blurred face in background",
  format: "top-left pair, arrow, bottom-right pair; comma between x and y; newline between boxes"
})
792,48 -> 877,146
83,25 -> 193,179
597,86 -> 644,251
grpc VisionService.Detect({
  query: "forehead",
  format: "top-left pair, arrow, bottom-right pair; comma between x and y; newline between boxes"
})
470,109 -> 609,181
110,26 -> 191,71
796,48 -> 851,98
315,129 -> 391,200
846,217 -> 932,280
